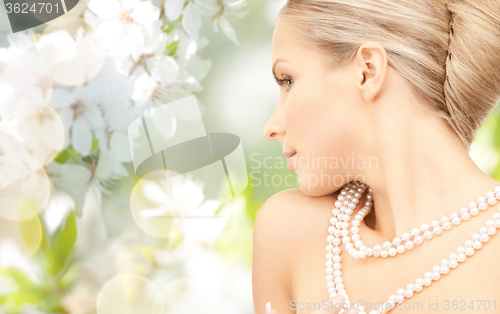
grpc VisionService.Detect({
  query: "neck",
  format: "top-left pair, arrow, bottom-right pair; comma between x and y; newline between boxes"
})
361,104 -> 499,240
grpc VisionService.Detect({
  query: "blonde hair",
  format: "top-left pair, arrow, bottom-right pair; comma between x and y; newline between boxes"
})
278,0 -> 500,151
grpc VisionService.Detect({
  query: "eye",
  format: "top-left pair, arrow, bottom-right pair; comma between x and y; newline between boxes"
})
274,75 -> 294,91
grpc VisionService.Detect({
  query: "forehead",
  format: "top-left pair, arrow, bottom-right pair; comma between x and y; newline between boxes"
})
271,18 -> 300,62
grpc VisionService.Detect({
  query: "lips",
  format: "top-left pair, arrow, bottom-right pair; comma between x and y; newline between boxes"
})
283,151 -> 297,172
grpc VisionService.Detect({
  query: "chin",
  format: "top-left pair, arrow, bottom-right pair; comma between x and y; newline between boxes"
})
297,172 -> 338,197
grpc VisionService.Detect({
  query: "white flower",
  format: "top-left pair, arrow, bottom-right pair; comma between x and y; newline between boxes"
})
37,27 -> 106,86
194,0 -> 248,45
87,0 -> 161,59
0,91 -> 65,166
0,43 -> 52,103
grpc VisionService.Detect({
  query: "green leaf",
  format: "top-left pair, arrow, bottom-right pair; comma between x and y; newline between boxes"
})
54,145 -> 81,164
166,40 -> 179,56
0,268 -> 45,306
48,212 -> 77,275
91,137 -> 99,153
493,111 -> 500,150
161,23 -> 175,34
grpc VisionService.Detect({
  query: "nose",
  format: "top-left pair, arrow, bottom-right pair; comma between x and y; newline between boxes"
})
263,103 -> 285,141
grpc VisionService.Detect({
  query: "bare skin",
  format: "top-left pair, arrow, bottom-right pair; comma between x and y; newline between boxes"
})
252,17 -> 500,314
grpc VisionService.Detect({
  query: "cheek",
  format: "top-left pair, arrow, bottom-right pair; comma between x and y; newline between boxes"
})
284,81 -> 354,153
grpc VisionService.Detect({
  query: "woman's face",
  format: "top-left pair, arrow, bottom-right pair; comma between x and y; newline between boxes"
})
264,17 -> 370,196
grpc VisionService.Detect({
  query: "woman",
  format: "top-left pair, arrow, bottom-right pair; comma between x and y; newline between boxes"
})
252,0 -> 500,313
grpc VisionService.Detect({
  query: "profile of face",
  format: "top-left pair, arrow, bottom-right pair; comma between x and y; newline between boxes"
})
264,17 -> 380,196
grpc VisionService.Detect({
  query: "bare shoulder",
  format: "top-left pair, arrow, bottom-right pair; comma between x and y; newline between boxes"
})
254,188 -> 338,245
252,188 -> 338,314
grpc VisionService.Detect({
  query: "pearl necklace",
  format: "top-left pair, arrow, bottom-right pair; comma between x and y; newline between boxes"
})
325,180 -> 500,314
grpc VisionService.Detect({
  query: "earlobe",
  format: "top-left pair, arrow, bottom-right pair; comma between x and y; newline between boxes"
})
356,42 -> 388,103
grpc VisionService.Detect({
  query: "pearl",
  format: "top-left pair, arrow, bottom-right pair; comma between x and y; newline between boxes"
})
397,245 -> 405,253
460,213 -> 470,221
325,183 -> 500,312
402,233 -> 411,241
449,260 -> 458,268
405,241 -> 414,249
488,197 -> 497,205
459,207 -> 469,214
393,237 -> 401,246
480,234 -> 489,242
470,207 -> 480,216
478,202 -> 488,211
472,233 -> 481,241
424,231 -> 433,239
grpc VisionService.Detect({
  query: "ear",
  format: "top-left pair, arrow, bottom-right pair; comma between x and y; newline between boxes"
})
354,42 -> 388,103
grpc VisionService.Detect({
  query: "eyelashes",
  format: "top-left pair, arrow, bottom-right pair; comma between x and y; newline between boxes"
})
274,75 -> 294,90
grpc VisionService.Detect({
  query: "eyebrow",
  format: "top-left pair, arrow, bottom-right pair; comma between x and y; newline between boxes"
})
272,58 -> 288,79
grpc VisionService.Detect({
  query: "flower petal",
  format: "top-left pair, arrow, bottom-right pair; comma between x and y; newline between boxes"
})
71,116 -> 93,156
